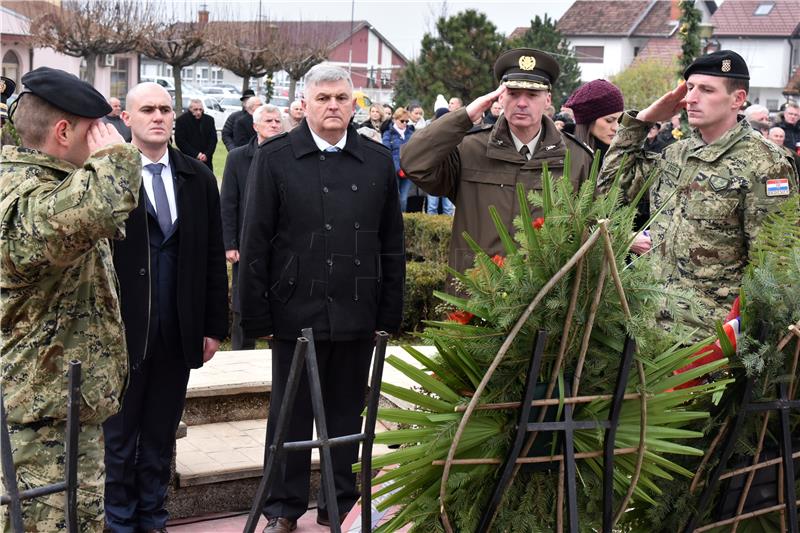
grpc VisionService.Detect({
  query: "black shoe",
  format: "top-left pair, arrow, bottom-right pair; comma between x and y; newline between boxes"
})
317,512 -> 347,527
263,517 -> 297,533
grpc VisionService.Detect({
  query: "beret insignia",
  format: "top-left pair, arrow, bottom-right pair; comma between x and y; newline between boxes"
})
721,59 -> 731,73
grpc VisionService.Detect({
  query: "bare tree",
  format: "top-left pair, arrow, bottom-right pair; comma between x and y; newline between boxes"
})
206,19 -> 283,95
278,21 -> 332,100
27,0 -> 152,86
139,7 -> 213,112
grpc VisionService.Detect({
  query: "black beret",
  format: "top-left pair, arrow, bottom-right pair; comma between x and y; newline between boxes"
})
494,48 -> 559,91
20,67 -> 111,118
240,89 -> 256,101
683,50 -> 749,80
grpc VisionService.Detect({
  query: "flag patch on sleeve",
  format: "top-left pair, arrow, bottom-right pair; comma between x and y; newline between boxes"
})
766,178 -> 790,197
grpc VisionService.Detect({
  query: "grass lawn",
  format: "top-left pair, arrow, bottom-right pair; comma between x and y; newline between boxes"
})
212,135 -> 228,186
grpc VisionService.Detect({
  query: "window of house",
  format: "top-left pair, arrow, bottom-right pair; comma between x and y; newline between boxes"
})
754,3 -> 774,15
766,99 -> 779,111
575,46 -> 604,63
2,50 -> 20,87
110,57 -> 129,100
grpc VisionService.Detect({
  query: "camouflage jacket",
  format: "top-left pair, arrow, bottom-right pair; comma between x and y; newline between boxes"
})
598,112 -> 798,330
0,144 -> 142,425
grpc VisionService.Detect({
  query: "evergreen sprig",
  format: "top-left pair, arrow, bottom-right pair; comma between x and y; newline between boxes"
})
367,157 -> 732,531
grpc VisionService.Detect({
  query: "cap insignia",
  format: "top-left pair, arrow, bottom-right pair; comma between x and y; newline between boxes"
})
721,59 -> 731,73
519,56 -> 536,71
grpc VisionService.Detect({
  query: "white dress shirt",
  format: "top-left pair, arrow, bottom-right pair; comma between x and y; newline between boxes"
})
141,151 -> 178,223
510,129 -> 542,160
308,127 -> 347,152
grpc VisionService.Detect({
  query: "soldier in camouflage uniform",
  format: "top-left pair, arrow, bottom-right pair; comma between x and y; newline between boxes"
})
1,67 -> 141,532
598,51 -> 798,332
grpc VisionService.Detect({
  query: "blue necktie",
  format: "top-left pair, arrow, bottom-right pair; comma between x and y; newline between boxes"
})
324,146 -> 341,152
144,163 -> 172,236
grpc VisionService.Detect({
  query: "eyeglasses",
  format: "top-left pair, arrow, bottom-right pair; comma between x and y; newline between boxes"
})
399,119 -> 409,124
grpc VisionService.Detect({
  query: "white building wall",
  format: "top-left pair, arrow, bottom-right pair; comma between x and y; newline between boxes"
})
569,37 -> 635,81
717,38 -> 790,89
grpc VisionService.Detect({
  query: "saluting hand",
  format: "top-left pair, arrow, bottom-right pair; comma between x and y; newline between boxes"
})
466,84 -> 507,124
87,121 -> 125,153
637,82 -> 688,124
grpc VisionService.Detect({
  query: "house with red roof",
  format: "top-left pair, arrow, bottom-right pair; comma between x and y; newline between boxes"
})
550,0 -> 716,81
708,0 -> 800,109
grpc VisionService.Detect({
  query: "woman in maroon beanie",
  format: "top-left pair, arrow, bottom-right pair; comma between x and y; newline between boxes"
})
564,79 -> 624,165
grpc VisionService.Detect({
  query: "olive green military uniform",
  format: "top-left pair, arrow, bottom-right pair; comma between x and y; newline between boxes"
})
598,112 -> 798,330
401,107 -> 593,277
1,143 -> 142,532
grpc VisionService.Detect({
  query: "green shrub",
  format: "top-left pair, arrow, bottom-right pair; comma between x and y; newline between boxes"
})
403,212 -> 452,263
402,261 -> 448,332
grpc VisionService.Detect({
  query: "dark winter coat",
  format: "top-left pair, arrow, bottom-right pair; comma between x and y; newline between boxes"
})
113,146 -> 228,369
175,112 -> 217,171
239,121 -> 405,341
233,112 -> 256,149
222,109 -> 246,151
220,137 -> 257,311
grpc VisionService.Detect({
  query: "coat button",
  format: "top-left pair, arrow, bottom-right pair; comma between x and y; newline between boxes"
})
288,278 -> 295,286
320,155 -> 326,161
324,223 -> 332,231
323,186 -> 329,193
326,258 -> 333,266
264,291 -> 269,299
327,296 -> 334,303
354,222 -> 360,229
353,295 -> 359,302
354,259 -> 361,266
138,268 -> 146,276
351,184 -> 358,191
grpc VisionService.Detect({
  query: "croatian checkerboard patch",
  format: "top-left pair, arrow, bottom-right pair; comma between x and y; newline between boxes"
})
766,178 -> 790,197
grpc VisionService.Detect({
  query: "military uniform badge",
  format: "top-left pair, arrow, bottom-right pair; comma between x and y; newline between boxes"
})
518,56 -> 536,71
721,59 -> 732,73
766,178 -> 790,197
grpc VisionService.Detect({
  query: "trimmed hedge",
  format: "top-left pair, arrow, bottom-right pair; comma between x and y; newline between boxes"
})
402,213 -> 453,332
403,212 -> 452,264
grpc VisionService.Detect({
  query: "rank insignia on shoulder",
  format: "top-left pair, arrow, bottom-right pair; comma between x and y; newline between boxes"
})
766,178 -> 790,197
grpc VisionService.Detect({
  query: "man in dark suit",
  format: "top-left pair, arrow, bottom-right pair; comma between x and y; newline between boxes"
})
221,103 -> 284,350
239,64 -> 405,533
221,89 -> 255,151
175,98 -> 217,171
232,95 -> 262,149
103,82 -> 228,533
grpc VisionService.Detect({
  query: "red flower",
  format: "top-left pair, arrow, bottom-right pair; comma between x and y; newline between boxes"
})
447,310 -> 474,325
532,217 -> 545,230
491,254 -> 505,267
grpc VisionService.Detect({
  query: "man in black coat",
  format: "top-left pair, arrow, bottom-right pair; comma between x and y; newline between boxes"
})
239,64 -> 405,533
221,103 -> 284,349
777,101 -> 800,152
232,95 -> 262,148
175,98 -> 217,171
103,82 -> 229,533
221,89 -> 255,151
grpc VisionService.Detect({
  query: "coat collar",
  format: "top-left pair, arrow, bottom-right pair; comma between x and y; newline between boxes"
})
289,120 -> 365,163
486,114 -> 566,163
167,144 -> 197,180
685,116 -> 751,163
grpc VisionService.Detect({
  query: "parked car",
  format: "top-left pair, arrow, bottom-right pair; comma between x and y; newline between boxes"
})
201,86 -> 236,96
266,95 -> 290,115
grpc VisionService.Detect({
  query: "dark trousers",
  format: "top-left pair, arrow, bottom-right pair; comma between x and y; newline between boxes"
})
102,337 -> 191,532
262,337 -> 374,521
231,311 -> 256,350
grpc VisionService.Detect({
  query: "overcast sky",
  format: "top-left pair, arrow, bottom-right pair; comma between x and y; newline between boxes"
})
187,1 -> 574,59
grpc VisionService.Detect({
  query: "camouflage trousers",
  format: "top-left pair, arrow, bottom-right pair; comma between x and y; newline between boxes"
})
1,421 -> 105,533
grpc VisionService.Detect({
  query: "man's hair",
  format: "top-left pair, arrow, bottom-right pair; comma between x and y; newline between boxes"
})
253,104 -> 281,123
244,97 -> 262,113
724,77 -> 749,95
304,64 -> 352,91
743,104 -> 768,120
290,100 -> 302,109
407,103 -> 422,113
786,101 -> 800,111
189,98 -> 203,108
449,97 -> 462,105
13,93 -> 79,148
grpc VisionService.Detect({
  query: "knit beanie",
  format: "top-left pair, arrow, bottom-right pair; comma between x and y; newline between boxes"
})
435,108 -> 450,119
564,80 -> 624,125
433,94 -> 448,112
